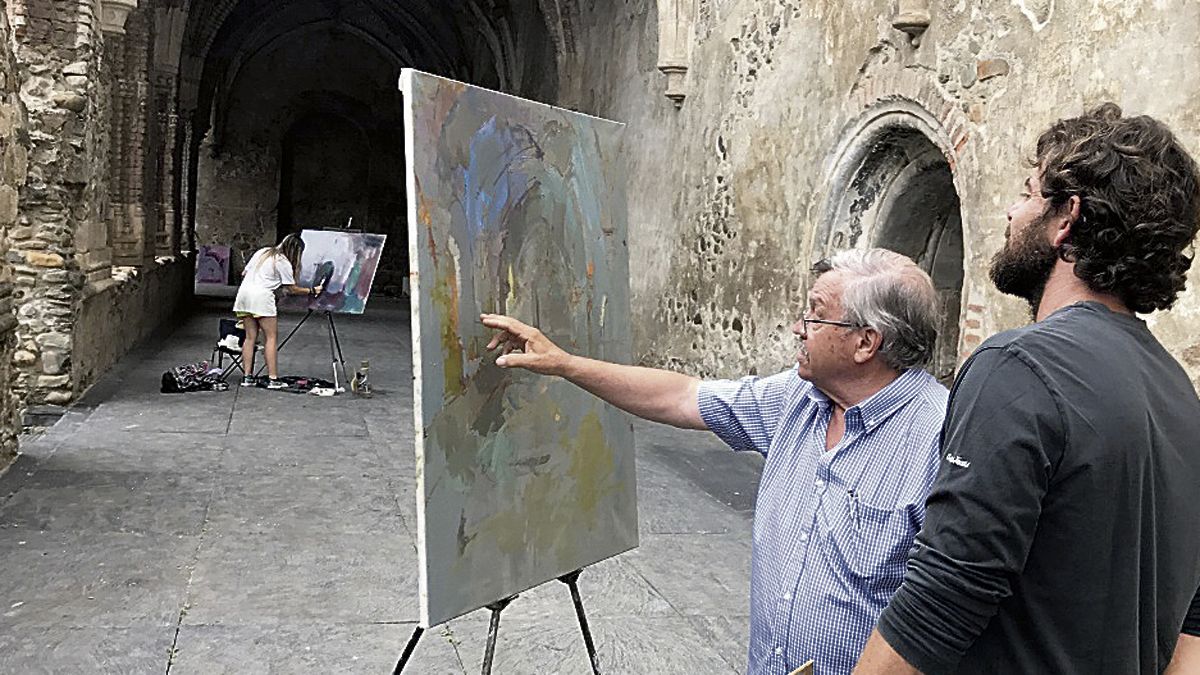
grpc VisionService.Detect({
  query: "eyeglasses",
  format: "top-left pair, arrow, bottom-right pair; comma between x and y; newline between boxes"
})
799,315 -> 866,336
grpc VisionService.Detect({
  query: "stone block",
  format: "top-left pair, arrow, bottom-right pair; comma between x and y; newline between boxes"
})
977,58 -> 1010,81
25,250 -> 64,267
52,92 -> 86,113
0,185 -> 17,225
37,374 -> 70,388
36,332 -> 70,349
45,390 -> 73,404
41,348 -> 66,374
12,349 -> 35,366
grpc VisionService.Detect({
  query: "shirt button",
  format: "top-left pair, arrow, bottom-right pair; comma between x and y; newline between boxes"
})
814,478 -> 824,489
799,532 -> 809,542
782,593 -> 792,601
774,646 -> 783,656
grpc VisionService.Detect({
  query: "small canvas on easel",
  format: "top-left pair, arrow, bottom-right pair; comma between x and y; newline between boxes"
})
279,230 -> 386,314
401,69 -> 637,627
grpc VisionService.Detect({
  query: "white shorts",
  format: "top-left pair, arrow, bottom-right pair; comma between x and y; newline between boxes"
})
233,285 -> 277,318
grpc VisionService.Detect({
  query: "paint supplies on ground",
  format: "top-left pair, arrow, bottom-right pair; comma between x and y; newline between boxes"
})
350,359 -> 372,397
261,375 -> 336,394
161,361 -> 228,393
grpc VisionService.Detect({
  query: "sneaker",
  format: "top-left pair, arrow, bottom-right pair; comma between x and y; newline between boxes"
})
240,376 -> 256,388
266,379 -> 287,390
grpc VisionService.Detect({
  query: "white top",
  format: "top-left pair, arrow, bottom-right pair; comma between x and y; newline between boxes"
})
241,248 -> 296,291
232,248 -> 298,317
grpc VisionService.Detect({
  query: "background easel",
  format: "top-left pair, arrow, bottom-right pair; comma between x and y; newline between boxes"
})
393,568 -> 602,675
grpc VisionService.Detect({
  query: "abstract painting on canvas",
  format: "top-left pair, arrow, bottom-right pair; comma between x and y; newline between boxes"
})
401,69 -> 637,627
279,230 -> 386,314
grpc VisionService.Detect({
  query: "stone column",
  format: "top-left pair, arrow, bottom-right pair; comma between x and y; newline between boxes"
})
106,11 -> 155,267
0,8 -> 30,463
5,0 -> 119,409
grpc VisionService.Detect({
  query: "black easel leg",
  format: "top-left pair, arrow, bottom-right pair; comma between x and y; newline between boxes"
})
559,569 -> 602,674
481,596 -> 516,675
392,626 -> 424,675
325,311 -> 349,387
255,309 -> 313,377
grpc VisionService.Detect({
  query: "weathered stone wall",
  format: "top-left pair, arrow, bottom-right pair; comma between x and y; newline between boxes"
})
73,256 -> 192,390
0,0 -> 30,463
7,0 -> 112,408
570,0 -> 1200,388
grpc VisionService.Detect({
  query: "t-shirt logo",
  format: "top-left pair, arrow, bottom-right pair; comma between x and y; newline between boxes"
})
944,452 -> 971,468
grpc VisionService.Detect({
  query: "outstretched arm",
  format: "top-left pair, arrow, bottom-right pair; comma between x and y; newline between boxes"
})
285,284 -> 322,296
481,314 -> 706,430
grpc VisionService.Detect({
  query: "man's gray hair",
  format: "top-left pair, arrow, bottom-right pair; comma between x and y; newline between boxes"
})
817,248 -> 940,371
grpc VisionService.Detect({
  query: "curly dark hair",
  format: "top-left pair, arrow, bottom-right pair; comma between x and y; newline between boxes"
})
1034,103 -> 1200,312
1027,103 -> 1195,312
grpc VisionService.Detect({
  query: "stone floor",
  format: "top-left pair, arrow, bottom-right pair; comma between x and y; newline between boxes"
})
0,298 -> 764,674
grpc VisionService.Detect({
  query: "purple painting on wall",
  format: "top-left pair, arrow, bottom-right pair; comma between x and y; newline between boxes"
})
196,244 -> 231,284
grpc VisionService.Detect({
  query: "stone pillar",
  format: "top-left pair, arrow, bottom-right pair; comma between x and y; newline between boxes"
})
0,6 -> 31,464
106,11 -> 155,267
7,0 -> 113,408
152,74 -> 178,256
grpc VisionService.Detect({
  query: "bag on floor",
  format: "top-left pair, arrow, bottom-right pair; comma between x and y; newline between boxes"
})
161,361 -> 229,393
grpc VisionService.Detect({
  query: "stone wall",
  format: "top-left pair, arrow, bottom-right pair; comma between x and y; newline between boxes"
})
7,0 -> 113,408
570,0 -> 1200,388
0,0 -> 30,463
73,256 -> 192,390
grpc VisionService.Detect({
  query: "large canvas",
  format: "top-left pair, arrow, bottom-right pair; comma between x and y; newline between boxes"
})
279,230 -> 386,314
401,69 -> 636,627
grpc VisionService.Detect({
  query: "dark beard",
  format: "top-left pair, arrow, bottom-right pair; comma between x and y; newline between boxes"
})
988,219 -> 1057,314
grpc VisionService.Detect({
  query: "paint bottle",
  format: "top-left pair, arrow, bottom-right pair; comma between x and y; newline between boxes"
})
355,359 -> 372,397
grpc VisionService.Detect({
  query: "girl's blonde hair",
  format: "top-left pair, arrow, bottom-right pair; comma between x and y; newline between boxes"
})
257,233 -> 306,276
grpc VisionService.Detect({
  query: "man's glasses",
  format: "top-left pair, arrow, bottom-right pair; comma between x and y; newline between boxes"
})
800,316 -> 865,335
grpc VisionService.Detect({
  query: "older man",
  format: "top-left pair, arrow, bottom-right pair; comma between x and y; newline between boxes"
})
483,248 -> 948,674
855,104 -> 1200,673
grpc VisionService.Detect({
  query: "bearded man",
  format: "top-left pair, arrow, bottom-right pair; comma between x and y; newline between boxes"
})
855,104 -> 1200,674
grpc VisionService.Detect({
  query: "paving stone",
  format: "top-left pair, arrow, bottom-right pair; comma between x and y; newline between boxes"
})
205,472 -> 405,536
688,615 -> 751,672
185,530 -> 420,626
0,472 -> 213,535
217,434 -> 386,477
623,534 -> 753,616
0,531 -> 195,629
0,624 -> 176,674
450,614 -> 738,674
170,622 -> 464,674
46,431 -> 224,475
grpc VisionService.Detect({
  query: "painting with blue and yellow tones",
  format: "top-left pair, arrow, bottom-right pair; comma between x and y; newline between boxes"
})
400,69 -> 636,627
280,229 -> 386,314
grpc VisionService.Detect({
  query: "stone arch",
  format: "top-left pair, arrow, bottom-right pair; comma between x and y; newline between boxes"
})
817,101 -> 966,385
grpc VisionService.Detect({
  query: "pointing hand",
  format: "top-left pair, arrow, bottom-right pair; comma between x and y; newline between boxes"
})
480,314 -> 570,376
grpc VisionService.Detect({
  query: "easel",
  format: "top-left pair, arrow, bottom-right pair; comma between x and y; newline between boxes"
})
256,308 -> 350,391
393,568 -> 602,675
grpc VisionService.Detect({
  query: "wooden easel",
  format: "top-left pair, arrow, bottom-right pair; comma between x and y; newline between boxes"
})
789,661 -> 815,675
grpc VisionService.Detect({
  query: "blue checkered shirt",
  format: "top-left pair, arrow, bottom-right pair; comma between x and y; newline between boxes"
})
698,366 -> 947,675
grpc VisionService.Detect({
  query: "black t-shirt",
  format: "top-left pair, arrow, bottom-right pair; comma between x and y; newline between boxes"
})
877,302 -> 1200,674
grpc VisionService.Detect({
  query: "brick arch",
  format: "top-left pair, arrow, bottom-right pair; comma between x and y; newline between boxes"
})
813,95 -> 973,384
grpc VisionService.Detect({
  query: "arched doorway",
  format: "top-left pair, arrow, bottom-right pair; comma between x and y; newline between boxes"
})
278,110 -> 370,238
819,107 -> 965,385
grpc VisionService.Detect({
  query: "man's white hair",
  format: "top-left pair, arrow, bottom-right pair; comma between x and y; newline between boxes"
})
818,248 -> 940,371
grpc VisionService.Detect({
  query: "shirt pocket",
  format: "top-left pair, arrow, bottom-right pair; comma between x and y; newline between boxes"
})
843,498 -> 914,596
